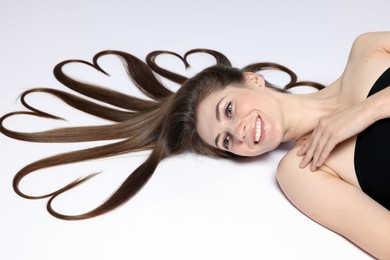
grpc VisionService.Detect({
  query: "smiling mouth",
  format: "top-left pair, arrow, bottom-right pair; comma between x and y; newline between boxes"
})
254,116 -> 262,143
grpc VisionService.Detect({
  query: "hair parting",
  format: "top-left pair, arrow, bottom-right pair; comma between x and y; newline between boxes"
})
0,48 -> 324,220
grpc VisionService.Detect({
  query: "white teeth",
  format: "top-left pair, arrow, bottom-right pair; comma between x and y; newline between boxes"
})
255,118 -> 261,142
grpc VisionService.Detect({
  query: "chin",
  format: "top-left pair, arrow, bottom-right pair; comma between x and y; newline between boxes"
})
239,149 -> 270,157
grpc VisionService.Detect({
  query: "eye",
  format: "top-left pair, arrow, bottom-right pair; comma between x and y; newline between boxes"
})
225,102 -> 232,118
223,134 -> 230,150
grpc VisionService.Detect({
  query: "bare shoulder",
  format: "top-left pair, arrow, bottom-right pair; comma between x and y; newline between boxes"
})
277,145 -> 302,172
277,145 -> 344,211
350,31 -> 390,56
344,31 -> 390,71
277,144 -> 312,179
277,146 -> 390,259
277,146 -> 342,196
339,32 -> 390,100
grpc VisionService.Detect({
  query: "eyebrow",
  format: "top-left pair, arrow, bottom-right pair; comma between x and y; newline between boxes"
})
214,97 -> 225,149
215,134 -> 221,149
215,97 -> 225,122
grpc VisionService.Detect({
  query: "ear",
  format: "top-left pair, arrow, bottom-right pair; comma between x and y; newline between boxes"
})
243,72 -> 265,88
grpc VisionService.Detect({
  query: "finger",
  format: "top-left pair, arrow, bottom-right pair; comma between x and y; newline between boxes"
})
299,141 -> 314,167
311,135 -> 330,171
316,141 -> 336,167
299,156 -> 309,168
297,140 -> 310,156
299,140 -> 318,168
300,130 -> 322,169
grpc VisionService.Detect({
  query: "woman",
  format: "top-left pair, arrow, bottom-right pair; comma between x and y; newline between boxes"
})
1,32 -> 389,258
196,32 -> 390,258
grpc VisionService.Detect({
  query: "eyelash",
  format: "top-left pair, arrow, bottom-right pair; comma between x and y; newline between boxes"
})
225,102 -> 232,118
223,134 -> 230,149
223,102 -> 232,149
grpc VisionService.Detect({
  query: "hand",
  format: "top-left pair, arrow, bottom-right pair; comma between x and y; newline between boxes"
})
297,103 -> 373,171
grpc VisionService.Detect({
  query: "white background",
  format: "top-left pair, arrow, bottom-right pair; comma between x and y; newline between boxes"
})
0,0 -> 389,259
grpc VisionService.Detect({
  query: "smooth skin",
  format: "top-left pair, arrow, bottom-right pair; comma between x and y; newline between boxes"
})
197,32 -> 390,258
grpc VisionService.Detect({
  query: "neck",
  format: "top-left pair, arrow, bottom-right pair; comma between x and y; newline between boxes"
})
274,87 -> 340,142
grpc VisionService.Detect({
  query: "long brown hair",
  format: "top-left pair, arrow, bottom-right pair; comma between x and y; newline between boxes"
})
0,49 -> 324,220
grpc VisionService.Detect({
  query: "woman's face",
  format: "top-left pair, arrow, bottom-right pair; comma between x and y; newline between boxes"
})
196,73 -> 285,157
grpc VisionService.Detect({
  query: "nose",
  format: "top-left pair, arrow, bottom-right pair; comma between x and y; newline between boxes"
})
231,119 -> 246,142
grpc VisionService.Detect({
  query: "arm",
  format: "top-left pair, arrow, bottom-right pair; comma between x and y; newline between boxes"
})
298,32 -> 390,170
364,80 -> 390,122
297,103 -> 375,171
278,148 -> 390,259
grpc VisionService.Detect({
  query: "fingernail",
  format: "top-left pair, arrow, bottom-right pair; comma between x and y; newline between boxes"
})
299,161 -> 305,168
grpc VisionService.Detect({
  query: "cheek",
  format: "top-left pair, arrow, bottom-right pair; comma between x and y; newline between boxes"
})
237,96 -> 258,114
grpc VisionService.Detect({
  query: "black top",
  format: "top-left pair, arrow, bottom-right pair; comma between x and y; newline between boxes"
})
355,67 -> 390,210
